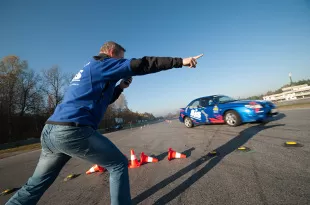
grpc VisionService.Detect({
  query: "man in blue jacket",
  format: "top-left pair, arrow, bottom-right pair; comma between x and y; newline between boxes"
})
6,41 -> 203,205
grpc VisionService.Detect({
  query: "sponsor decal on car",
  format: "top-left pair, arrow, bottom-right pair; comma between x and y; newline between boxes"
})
213,105 -> 219,113
190,109 -> 202,120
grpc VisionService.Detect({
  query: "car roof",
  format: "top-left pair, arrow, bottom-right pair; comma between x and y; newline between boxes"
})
186,95 -> 222,105
192,94 -> 225,101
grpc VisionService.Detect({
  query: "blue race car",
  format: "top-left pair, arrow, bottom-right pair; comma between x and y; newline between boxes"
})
179,95 -> 278,127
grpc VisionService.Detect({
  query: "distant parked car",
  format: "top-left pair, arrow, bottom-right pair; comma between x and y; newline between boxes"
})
104,124 -> 123,132
179,95 -> 278,127
114,124 -> 123,130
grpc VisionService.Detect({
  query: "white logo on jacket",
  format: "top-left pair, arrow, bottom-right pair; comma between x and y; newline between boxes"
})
72,70 -> 84,82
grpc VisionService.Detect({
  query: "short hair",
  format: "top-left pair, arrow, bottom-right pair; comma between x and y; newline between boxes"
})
100,41 -> 126,56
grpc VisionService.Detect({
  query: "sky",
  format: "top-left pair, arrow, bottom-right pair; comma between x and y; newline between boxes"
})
1,0 -> 310,116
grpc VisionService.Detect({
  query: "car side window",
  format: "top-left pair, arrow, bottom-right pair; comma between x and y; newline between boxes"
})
212,96 -> 219,104
196,97 -> 215,107
199,98 -> 209,107
218,96 -> 234,103
188,100 -> 200,108
188,97 -> 216,108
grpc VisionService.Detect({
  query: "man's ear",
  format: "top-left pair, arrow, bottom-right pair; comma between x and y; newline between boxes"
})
107,49 -> 114,57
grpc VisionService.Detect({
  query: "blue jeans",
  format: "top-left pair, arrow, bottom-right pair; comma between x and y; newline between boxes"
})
6,124 -> 131,205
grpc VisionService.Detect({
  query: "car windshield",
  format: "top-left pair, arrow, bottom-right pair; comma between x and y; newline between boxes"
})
217,96 -> 237,103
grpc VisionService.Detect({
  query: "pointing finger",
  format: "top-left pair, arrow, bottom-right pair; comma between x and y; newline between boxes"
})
193,54 -> 204,60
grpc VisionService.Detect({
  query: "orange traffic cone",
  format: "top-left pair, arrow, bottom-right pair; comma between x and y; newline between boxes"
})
140,152 -> 158,165
128,149 -> 140,168
86,164 -> 105,174
167,148 -> 186,161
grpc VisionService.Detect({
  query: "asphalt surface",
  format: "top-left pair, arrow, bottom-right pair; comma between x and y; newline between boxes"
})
1,109 -> 310,205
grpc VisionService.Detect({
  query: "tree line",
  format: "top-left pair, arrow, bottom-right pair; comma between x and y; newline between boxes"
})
0,55 -> 155,144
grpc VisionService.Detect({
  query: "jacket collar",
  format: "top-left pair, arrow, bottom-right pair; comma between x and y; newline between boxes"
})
93,53 -> 110,60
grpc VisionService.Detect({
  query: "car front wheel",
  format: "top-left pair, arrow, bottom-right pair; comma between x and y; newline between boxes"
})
224,110 -> 241,127
184,117 -> 193,128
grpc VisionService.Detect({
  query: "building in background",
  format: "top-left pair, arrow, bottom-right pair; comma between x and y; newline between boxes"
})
263,84 -> 310,102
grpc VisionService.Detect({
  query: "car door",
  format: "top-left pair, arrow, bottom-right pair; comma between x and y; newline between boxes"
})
203,96 -> 225,123
197,97 -> 212,124
185,99 -> 207,124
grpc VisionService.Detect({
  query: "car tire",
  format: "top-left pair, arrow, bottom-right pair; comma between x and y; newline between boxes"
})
184,117 -> 193,128
224,110 -> 241,127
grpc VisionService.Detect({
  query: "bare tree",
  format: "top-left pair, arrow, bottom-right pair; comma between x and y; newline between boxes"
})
15,69 -> 41,116
41,66 -> 70,113
113,93 -> 128,112
0,55 -> 27,140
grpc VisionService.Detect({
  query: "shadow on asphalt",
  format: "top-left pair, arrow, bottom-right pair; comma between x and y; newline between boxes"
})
132,114 -> 286,204
270,113 -> 286,121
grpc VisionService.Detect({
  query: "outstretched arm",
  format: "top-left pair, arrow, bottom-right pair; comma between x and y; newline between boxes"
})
130,54 -> 204,75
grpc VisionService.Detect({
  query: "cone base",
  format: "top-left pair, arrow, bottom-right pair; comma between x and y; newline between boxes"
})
128,163 -> 140,168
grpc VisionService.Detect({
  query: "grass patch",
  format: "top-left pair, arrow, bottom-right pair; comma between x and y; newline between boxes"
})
0,143 -> 41,155
98,120 -> 161,134
277,103 -> 310,110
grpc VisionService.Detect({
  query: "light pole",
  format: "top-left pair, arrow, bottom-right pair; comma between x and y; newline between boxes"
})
289,72 -> 293,86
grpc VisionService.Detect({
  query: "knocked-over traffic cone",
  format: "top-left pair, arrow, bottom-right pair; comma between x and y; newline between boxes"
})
128,149 -> 140,168
140,152 -> 158,165
167,148 -> 186,161
86,164 -> 105,174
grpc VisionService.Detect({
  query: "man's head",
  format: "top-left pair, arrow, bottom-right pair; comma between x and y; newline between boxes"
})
99,41 -> 126,59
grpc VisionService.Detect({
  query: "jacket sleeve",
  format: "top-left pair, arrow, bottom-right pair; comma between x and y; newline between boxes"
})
130,57 -> 183,75
109,85 -> 123,104
97,56 -> 183,81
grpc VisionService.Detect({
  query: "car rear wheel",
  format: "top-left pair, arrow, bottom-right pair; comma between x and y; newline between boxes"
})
224,110 -> 241,127
184,117 -> 193,128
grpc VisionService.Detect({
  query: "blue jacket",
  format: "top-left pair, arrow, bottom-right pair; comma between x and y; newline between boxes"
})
47,54 -> 183,129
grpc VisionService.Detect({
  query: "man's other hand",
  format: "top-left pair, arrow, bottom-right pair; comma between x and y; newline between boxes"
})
119,77 -> 133,89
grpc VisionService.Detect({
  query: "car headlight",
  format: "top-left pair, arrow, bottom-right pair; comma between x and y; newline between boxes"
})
245,104 -> 263,109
